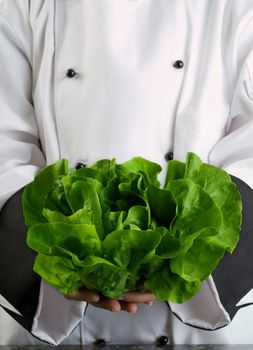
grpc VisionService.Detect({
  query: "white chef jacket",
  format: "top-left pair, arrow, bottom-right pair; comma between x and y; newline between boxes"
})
1,0 -> 253,346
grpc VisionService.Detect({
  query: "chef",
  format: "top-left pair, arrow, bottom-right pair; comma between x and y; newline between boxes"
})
1,0 -> 253,346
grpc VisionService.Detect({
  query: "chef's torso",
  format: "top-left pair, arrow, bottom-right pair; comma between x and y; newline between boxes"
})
32,0 -> 237,169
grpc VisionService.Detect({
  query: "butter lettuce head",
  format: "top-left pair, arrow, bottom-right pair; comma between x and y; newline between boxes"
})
22,153 -> 242,301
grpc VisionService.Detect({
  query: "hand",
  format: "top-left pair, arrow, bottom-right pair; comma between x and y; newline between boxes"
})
65,288 -> 155,314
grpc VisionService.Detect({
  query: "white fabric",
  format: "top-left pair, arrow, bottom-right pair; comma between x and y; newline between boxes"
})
0,296 -> 21,316
1,0 -> 253,345
32,280 -> 86,345
236,289 -> 253,307
169,277 -> 230,331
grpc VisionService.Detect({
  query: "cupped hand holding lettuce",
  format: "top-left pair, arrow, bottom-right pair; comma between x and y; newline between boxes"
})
22,153 -> 242,302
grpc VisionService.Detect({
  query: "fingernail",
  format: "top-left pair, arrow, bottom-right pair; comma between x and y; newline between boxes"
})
110,308 -> 118,312
146,301 -> 153,305
92,296 -> 100,302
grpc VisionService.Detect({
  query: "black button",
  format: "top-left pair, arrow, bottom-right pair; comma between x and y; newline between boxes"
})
75,162 -> 86,169
157,335 -> 169,346
164,151 -> 173,161
94,339 -> 106,347
173,60 -> 184,69
66,68 -> 78,78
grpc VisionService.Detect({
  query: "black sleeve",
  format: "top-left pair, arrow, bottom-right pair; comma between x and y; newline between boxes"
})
212,175 -> 253,320
0,189 -> 41,331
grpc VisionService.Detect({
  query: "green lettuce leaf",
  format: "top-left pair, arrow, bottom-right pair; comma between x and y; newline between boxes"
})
27,222 -> 101,260
22,153 -> 242,303
22,160 -> 68,226
184,152 -> 242,252
34,253 -> 82,294
102,229 -> 161,270
78,256 -> 129,299
145,264 -> 201,303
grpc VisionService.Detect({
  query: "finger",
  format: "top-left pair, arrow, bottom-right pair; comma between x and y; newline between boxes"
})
65,288 -> 100,303
119,301 -> 138,314
120,291 -> 156,303
89,298 -> 121,313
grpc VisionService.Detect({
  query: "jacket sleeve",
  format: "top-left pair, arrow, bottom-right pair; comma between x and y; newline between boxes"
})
0,0 -> 43,334
208,15 -> 253,325
169,8 -> 253,331
0,1 -> 85,345
0,1 -> 45,210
